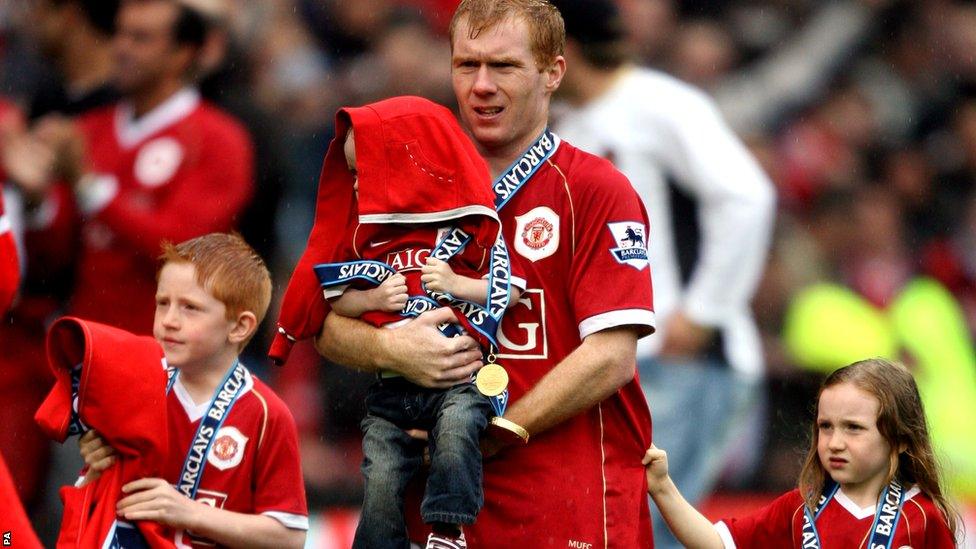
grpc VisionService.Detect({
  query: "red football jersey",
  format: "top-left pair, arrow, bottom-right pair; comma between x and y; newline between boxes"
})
716,486 -> 956,548
332,224 -> 526,334
49,88 -> 253,335
462,137 -> 656,548
166,367 -> 308,547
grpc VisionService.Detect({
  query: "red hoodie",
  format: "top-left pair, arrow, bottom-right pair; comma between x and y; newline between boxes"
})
271,95 -> 499,364
35,317 -> 174,548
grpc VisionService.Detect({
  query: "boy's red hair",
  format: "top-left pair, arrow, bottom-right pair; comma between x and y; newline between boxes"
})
159,233 -> 272,344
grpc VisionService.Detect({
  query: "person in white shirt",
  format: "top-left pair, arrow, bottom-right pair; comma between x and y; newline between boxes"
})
552,2 -> 775,548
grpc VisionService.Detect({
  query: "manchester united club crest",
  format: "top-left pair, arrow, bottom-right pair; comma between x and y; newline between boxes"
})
514,206 -> 559,262
606,222 -> 649,270
134,136 -> 183,187
207,426 -> 248,471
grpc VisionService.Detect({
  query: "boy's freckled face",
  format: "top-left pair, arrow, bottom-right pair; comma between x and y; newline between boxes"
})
344,129 -> 358,196
153,262 -> 235,371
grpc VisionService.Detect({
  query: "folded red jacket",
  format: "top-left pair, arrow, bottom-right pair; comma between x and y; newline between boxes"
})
35,316 -> 174,548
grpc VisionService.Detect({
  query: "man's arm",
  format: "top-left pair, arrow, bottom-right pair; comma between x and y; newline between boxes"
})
655,82 -> 775,358
314,307 -> 484,388
501,326 -> 638,438
117,478 -> 305,549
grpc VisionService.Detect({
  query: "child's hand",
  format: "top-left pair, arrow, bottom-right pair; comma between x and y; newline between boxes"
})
371,274 -> 408,312
421,257 -> 458,294
642,444 -> 671,494
78,430 -> 116,486
117,478 -> 199,528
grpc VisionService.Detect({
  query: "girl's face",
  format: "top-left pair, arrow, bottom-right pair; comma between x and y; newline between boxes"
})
817,382 -> 894,501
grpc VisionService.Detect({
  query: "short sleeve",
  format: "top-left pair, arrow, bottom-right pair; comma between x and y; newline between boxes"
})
253,392 -> 309,530
568,160 -> 655,339
718,490 -> 802,548
923,504 -> 957,548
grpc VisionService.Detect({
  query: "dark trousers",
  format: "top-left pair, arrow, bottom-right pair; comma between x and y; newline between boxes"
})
352,378 -> 491,549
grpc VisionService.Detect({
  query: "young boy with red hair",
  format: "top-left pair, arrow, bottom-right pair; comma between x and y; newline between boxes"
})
81,233 -> 307,548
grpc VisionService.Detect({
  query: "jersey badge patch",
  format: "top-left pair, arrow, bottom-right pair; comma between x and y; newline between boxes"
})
207,426 -> 248,471
134,136 -> 184,187
607,222 -> 648,270
515,207 -> 559,262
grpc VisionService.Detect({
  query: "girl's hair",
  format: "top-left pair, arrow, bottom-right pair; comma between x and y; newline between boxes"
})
797,358 -> 957,533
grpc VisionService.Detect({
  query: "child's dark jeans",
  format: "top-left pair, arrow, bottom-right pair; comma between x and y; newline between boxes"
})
352,377 -> 492,549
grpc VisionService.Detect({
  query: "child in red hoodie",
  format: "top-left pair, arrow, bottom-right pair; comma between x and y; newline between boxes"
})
276,96 -> 523,549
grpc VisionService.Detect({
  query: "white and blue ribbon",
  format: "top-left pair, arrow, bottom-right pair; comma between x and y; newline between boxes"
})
801,479 -> 904,549
169,362 -> 248,500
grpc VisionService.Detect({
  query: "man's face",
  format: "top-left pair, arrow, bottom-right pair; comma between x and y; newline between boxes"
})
29,0 -> 69,58
451,16 -> 564,161
112,1 -> 186,95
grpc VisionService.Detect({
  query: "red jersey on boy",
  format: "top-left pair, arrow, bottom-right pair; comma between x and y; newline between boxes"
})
166,366 -> 308,548
463,136 -> 657,548
716,486 -> 956,548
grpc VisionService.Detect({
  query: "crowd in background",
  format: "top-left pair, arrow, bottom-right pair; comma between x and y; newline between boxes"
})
1,0 -> 976,544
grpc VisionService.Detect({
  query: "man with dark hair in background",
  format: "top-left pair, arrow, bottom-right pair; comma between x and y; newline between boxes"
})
18,0 -> 254,335
552,2 -> 775,548
1,3 -> 253,536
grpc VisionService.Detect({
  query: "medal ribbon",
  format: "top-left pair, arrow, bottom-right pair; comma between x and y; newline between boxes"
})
169,361 -> 248,500
801,479 -> 904,549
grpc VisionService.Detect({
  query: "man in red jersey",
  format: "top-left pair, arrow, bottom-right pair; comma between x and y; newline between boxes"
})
315,1 -> 656,546
24,0 -> 253,335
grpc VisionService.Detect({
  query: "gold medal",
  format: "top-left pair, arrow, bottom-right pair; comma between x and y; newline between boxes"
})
476,363 -> 509,397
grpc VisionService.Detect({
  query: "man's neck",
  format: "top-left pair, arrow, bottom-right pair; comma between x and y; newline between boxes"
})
177,357 -> 239,405
483,121 -> 550,179
60,31 -> 114,98
130,79 -> 186,119
565,64 -> 632,108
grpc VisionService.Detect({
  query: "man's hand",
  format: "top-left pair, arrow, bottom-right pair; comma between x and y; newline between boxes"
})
659,311 -> 714,359
371,273 -> 409,312
421,257 -> 458,294
316,307 -> 484,387
34,115 -> 86,185
117,478 -> 200,528
384,307 -> 483,388
78,430 -> 117,486
0,121 -> 56,203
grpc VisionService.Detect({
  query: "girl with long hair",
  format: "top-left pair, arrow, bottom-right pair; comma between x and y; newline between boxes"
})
644,358 -> 958,547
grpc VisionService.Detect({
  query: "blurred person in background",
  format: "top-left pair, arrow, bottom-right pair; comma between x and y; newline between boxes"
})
26,0 -> 121,119
1,3 -> 252,537
0,153 -> 43,549
551,1 -> 775,547
0,2 -> 121,517
13,0 -> 253,336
